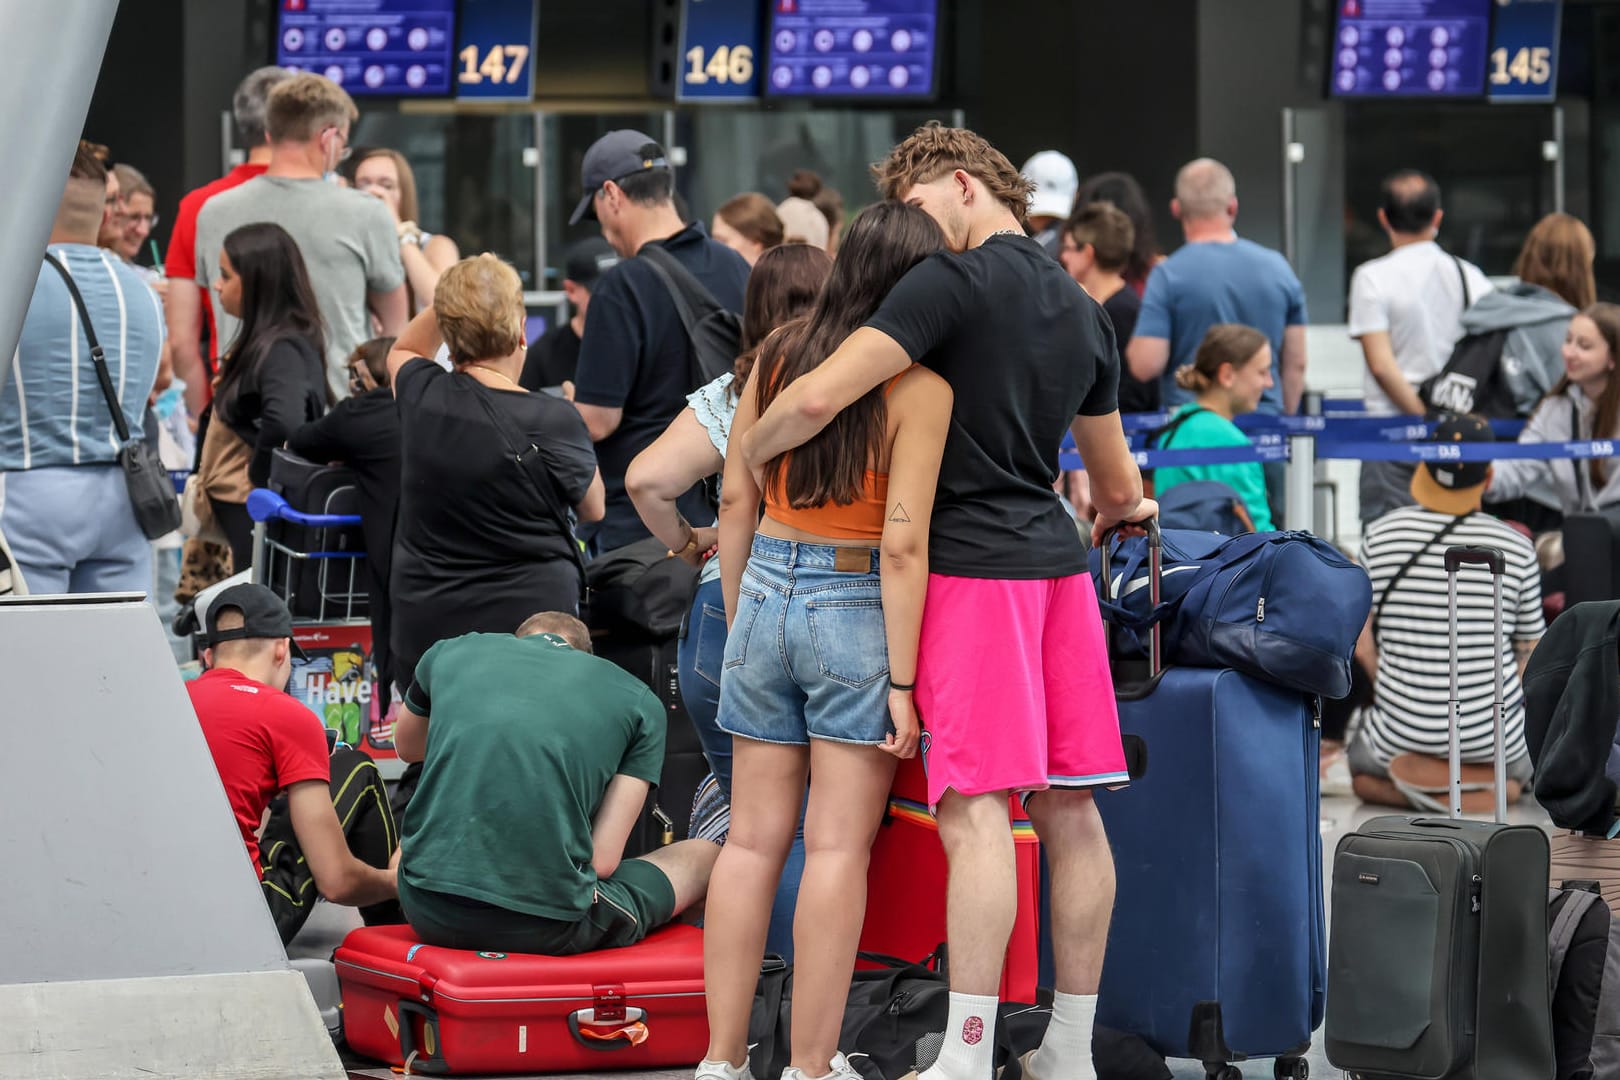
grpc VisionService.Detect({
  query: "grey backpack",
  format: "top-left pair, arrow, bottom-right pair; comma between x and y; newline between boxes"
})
1548,882 -> 1619,1080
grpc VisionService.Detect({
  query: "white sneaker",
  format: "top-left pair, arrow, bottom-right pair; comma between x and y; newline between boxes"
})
696,1057 -> 756,1080
783,1052 -> 865,1080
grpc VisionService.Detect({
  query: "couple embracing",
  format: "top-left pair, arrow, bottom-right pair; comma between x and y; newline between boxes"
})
699,124 -> 1155,1080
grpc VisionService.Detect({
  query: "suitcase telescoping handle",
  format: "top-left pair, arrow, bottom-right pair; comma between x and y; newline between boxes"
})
1444,544 -> 1508,824
1099,518 -> 1163,675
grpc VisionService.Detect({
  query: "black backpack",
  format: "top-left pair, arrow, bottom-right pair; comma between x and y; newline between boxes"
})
638,242 -> 743,390
1420,328 -> 1519,418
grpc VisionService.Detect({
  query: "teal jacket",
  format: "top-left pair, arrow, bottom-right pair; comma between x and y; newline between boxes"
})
1152,404 -> 1274,530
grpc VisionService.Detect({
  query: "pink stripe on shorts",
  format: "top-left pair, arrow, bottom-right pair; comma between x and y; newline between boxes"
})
915,572 -> 1128,808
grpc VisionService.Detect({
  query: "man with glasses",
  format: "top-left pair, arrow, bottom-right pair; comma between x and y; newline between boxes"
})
195,72 -> 406,401
568,130 -> 749,551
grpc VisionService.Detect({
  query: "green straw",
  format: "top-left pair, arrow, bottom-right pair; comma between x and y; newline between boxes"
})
149,239 -> 164,276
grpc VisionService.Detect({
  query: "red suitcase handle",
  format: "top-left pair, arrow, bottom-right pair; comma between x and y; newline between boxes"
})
568,1005 -> 650,1050
395,1001 -> 449,1075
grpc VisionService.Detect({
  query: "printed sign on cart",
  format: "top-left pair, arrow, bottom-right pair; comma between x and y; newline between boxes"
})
290,624 -> 398,761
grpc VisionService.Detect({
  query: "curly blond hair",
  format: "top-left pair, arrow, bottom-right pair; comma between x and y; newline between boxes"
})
871,122 -> 1034,226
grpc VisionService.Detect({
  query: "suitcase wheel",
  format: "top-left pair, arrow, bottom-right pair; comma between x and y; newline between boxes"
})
1273,1058 -> 1309,1080
1204,1067 -> 1241,1080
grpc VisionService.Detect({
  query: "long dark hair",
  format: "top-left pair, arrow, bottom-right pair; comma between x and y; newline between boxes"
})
733,243 -> 832,394
215,222 -> 328,418
1551,302 -> 1620,488
758,202 -> 944,506
1073,171 -> 1159,287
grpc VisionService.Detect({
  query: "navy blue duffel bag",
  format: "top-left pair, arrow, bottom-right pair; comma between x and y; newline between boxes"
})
1090,529 -> 1372,698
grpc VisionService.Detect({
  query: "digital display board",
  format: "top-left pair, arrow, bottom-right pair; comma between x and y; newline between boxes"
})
455,0 -> 536,100
766,0 -> 939,99
679,0 -> 764,101
277,0 -> 455,96
1329,0 -> 1492,98
1488,0 -> 1560,103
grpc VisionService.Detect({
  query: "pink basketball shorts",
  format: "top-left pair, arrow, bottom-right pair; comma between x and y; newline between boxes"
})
914,572 -> 1128,808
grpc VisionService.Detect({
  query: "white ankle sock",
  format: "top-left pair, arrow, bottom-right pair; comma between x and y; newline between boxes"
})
1030,991 -> 1097,1080
920,992 -> 999,1080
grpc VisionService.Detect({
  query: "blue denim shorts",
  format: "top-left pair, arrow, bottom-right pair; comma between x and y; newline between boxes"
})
717,535 -> 892,746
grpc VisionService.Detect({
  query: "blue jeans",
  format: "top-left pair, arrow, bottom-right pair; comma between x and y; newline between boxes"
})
679,573 -> 805,959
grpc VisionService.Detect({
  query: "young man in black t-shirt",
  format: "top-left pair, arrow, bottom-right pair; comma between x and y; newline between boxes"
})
519,236 -> 620,393
567,131 -> 749,552
743,124 -> 1154,1080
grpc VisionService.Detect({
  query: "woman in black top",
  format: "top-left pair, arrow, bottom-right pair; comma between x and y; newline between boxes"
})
290,337 -> 403,698
202,222 -> 331,570
384,254 -> 604,686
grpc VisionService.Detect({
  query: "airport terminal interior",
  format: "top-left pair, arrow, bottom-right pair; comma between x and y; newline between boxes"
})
6,0 -> 1620,1078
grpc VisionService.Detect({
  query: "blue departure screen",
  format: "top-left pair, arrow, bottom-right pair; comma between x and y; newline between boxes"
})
276,0 -> 455,97
766,0 -> 939,99
680,0 -> 764,101
1330,0 -> 1492,98
1488,0 -> 1560,103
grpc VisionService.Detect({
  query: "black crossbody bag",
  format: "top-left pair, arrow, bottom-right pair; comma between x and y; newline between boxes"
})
41,252 -> 180,540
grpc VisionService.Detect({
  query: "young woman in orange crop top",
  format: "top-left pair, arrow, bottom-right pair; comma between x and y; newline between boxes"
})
699,203 -> 955,1080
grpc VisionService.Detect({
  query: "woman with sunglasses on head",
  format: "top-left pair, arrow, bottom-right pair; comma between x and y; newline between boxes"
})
290,337 -> 403,702
198,221 -> 333,572
352,148 -> 461,314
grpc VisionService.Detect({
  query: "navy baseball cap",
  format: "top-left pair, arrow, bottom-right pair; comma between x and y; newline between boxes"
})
204,583 -> 307,659
1411,412 -> 1494,515
570,130 -> 671,225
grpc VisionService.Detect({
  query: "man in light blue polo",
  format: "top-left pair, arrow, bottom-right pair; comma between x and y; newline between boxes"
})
0,142 -> 165,595
1126,157 -> 1308,523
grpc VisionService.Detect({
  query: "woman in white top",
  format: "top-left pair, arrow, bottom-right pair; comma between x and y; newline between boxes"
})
353,148 -> 460,313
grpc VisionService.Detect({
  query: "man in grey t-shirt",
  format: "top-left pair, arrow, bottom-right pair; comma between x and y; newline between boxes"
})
195,73 -> 405,399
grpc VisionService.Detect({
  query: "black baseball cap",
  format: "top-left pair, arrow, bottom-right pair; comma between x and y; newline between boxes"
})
569,130 -> 670,225
204,583 -> 307,659
1411,412 -> 1494,515
563,236 -> 620,290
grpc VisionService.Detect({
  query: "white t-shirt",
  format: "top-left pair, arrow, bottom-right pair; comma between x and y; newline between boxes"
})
1347,240 -> 1494,415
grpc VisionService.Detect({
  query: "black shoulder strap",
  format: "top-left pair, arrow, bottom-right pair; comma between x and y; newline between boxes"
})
1372,513 -> 1468,640
639,242 -> 725,388
1452,255 -> 1471,311
466,383 -> 588,591
1150,405 -> 1209,451
41,251 -> 130,445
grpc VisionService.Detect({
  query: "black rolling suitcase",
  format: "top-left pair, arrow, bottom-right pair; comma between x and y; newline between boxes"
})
593,636 -> 709,855
265,448 -> 369,620
1326,545 -> 1554,1080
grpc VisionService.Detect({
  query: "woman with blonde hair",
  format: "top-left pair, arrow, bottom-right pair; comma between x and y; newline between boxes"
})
385,254 -> 604,684
354,147 -> 461,312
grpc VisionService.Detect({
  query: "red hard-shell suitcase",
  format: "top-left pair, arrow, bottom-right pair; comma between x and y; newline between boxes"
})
335,922 -> 708,1074
860,758 -> 1042,1002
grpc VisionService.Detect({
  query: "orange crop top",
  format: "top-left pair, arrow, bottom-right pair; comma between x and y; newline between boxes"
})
762,369 -> 911,542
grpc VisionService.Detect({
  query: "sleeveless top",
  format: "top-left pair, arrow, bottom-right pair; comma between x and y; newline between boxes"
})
762,368 -> 911,542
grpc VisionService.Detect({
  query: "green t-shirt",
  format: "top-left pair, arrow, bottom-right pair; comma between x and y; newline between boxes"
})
1152,404 -> 1275,531
399,633 -> 666,921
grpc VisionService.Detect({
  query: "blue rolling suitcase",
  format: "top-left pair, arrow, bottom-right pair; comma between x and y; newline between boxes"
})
1094,524 -> 1325,1080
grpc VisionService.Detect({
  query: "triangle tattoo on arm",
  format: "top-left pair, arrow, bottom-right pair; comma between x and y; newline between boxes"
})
889,503 -> 911,523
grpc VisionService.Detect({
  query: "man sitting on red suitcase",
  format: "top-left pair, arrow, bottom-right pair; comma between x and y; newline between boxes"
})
1352,413 -> 1544,812
189,582 -> 402,944
392,611 -> 719,955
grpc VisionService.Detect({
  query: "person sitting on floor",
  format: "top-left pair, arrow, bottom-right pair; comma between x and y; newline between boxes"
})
1351,413 -> 1544,812
188,581 -> 400,944
392,612 -> 719,955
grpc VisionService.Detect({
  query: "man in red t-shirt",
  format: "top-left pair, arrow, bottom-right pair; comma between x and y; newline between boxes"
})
189,582 -> 399,944
164,66 -> 291,417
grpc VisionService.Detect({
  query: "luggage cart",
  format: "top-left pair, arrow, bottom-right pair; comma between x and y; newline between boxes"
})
245,487 -> 404,780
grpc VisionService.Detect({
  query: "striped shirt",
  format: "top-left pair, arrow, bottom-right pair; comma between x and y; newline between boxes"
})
0,245 -> 165,471
1359,506 -> 1543,767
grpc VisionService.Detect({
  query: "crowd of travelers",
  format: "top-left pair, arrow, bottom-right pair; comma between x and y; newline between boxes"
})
8,59 -> 1620,1080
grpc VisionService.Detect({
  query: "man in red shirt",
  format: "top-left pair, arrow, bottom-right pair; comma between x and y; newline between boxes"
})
189,582 -> 399,944
164,66 -> 291,417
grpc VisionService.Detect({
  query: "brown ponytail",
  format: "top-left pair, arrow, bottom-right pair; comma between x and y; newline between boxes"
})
1173,323 -> 1268,396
